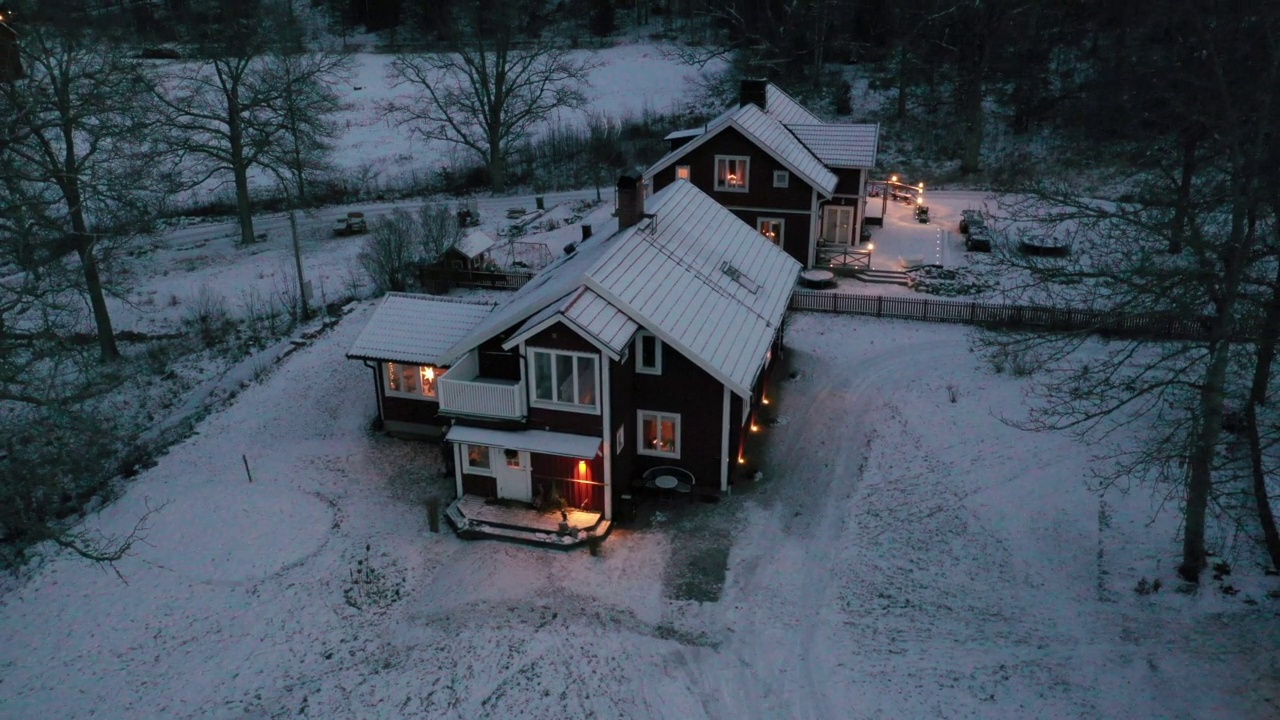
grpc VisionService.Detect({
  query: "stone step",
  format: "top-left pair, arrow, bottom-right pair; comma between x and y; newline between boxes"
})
852,269 -> 911,286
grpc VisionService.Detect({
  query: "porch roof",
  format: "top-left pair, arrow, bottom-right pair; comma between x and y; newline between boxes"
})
445,426 -> 602,459
347,294 -> 496,366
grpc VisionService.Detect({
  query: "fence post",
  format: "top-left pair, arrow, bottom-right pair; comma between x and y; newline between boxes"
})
876,294 -> 883,318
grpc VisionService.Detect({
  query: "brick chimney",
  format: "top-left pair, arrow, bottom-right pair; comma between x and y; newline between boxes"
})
616,175 -> 644,230
740,79 -> 767,111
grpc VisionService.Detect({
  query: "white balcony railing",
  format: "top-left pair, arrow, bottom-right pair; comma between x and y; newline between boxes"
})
438,352 -> 526,420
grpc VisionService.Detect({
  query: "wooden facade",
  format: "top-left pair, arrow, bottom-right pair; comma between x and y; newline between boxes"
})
650,128 -> 816,266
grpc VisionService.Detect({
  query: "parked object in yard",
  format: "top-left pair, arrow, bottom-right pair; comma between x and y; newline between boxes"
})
333,212 -> 367,237
915,204 -> 930,224
965,226 -> 992,252
959,209 -> 985,235
456,208 -> 480,228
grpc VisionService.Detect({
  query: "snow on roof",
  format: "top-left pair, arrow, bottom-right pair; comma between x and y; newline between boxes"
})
785,123 -> 880,169
438,216 -> 623,364
663,127 -> 705,141
455,230 -> 497,259
346,293 -> 496,366
585,181 -> 800,397
764,83 -> 823,125
445,426 -> 601,458
561,288 -> 639,356
644,104 -> 837,196
732,104 -> 838,194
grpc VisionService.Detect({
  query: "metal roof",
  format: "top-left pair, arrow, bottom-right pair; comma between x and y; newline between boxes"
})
785,123 -> 880,169
347,294 -> 496,365
663,127 -> 705,141
445,426 -> 601,458
585,181 -> 801,397
645,104 -> 837,196
562,288 -> 639,355
765,84 -> 824,125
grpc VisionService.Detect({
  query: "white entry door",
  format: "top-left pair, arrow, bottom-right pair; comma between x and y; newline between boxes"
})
493,448 -> 532,503
824,206 -> 855,244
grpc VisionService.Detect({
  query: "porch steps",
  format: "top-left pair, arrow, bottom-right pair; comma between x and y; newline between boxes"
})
850,268 -> 911,286
445,497 -> 611,549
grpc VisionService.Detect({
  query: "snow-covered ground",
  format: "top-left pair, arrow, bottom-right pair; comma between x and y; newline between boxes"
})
1,306 -> 1276,719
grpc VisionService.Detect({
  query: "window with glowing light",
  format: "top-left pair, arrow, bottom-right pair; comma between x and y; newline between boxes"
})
675,165 -> 691,181
463,444 -> 493,474
529,348 -> 599,413
638,410 -> 680,458
715,156 -> 749,192
756,218 -> 784,245
385,362 -> 442,399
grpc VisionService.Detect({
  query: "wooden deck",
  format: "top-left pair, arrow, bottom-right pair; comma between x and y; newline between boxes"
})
446,494 -> 610,548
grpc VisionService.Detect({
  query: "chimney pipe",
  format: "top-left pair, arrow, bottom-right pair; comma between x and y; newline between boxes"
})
581,224 -> 593,241
616,175 -> 644,230
740,79 -> 767,111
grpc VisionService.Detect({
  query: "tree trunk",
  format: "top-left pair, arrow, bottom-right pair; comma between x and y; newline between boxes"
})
227,103 -> 256,245
1170,131 -> 1199,254
958,66 -> 985,174
489,139 -> 506,194
1243,219 -> 1280,571
894,45 -> 908,120
75,242 -> 119,360
61,147 -> 120,361
1181,339 -> 1232,582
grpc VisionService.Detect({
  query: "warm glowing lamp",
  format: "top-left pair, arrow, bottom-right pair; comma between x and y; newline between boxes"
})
577,460 -> 587,475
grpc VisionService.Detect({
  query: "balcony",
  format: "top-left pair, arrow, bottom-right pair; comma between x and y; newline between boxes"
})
438,351 -> 526,420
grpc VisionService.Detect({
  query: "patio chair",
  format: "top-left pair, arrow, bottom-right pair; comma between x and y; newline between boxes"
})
642,466 -> 696,504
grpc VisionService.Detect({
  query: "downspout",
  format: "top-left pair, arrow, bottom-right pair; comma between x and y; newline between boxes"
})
362,360 -> 384,426
601,359 -> 613,520
809,188 -> 820,269
721,386 -> 731,493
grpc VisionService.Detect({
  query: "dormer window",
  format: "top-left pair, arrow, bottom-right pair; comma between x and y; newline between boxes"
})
715,156 -> 749,192
636,331 -> 662,375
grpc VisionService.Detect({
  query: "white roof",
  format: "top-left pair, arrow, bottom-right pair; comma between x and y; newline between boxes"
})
785,123 -> 880,169
585,181 -> 800,397
562,288 -> 638,355
765,84 -> 823,125
456,230 -> 496,259
439,217 -> 623,364
663,127 -> 704,141
445,426 -> 601,458
347,294 -> 496,365
645,103 -> 837,196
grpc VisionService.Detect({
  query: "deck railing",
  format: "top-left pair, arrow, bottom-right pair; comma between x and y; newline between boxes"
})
437,351 -> 526,420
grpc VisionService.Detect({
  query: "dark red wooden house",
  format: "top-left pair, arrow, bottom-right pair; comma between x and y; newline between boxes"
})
348,178 -> 799,546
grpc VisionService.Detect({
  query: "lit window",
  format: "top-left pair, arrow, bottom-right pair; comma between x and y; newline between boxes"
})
715,156 -> 749,192
773,170 -> 789,188
464,444 -> 493,474
757,218 -> 784,245
676,165 -> 691,181
636,331 -> 661,375
504,449 -> 521,468
386,362 -> 442,399
638,410 -> 680,458
529,348 -> 599,413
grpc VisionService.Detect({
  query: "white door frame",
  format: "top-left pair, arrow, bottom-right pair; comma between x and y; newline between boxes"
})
824,205 -> 856,245
492,449 -> 532,503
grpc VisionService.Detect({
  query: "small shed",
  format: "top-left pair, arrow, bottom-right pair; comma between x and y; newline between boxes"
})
444,230 -> 498,270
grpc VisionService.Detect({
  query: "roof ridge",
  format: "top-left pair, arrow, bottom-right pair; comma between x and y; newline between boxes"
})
384,291 -> 498,306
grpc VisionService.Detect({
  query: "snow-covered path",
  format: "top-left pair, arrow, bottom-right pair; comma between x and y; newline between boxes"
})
1,311 -> 1276,719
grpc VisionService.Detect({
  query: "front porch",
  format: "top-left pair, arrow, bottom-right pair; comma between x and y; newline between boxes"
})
445,494 -> 611,548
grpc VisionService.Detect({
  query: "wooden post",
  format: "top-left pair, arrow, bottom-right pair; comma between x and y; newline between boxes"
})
427,498 -> 440,533
242,454 -> 254,483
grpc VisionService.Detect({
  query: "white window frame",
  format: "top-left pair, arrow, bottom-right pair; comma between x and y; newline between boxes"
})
528,347 -> 601,414
675,165 -> 691,181
756,217 -> 784,245
637,410 -> 681,459
715,155 -> 750,193
635,331 -> 662,375
616,425 -> 625,454
773,170 -> 790,188
462,444 -> 493,475
384,362 -> 442,400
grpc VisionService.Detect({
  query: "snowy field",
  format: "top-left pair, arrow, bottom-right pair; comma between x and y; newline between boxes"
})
1,307 -> 1277,719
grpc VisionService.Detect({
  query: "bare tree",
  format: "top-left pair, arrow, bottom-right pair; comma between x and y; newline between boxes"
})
382,0 -> 598,193
417,204 -> 463,265
0,25 -> 160,360
358,208 -> 419,293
